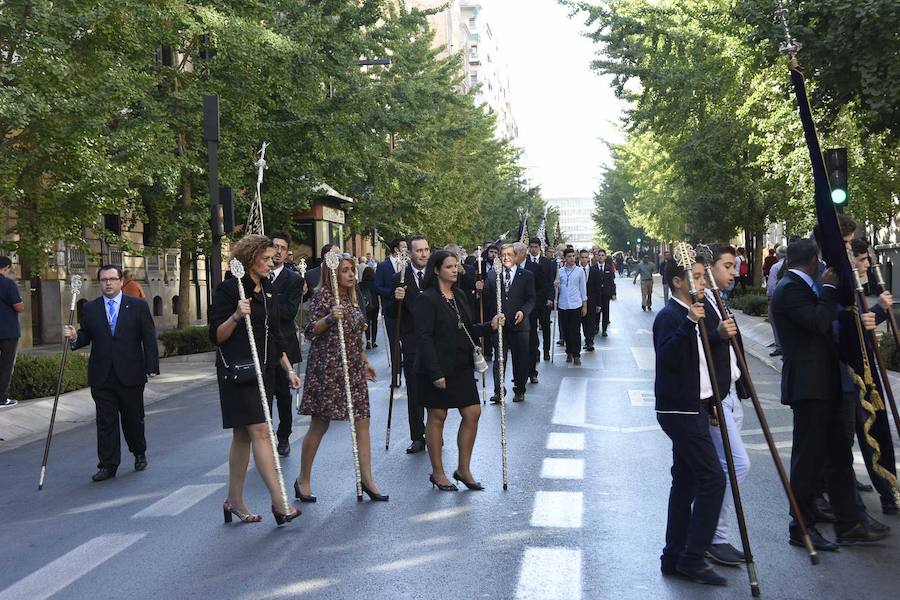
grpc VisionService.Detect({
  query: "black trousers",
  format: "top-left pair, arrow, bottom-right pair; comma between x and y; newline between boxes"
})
493,328 -> 530,395
558,308 -> 582,357
403,351 -> 424,442
528,304 -> 552,375
597,294 -> 612,333
581,303 -> 597,347
0,337 -> 18,402
790,399 -> 859,530
91,371 -> 146,469
366,311 -> 378,345
270,368 -> 294,443
657,412 -> 726,570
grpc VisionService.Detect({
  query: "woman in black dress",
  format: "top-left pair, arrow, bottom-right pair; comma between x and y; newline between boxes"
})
414,250 -> 502,491
359,266 -> 380,349
209,234 -> 302,525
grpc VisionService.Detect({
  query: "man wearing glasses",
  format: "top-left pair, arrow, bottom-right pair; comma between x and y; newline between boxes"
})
64,265 -> 159,482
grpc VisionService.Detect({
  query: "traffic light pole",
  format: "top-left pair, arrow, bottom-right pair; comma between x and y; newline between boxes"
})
204,95 -> 223,291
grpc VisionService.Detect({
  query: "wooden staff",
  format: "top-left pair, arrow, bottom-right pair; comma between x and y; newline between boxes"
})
296,257 -> 307,413
674,243 -> 760,597
696,246 -> 818,565
476,246 -> 487,404
324,250 -> 363,500
494,257 -> 509,490
385,250 -> 409,450
38,274 -> 82,490
872,264 -> 900,436
229,259 -> 292,516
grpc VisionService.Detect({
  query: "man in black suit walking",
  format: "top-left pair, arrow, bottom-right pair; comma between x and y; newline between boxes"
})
64,265 -> 159,482
270,230 -> 304,457
385,235 -> 431,453
486,243 -> 535,403
524,237 -> 554,378
771,239 -> 887,549
588,248 -> 617,339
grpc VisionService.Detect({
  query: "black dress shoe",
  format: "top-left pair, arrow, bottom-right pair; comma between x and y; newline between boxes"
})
856,478 -> 874,492
530,375 -> 539,384
452,470 -> 484,491
601,331 -> 608,337
92,467 -> 117,482
134,454 -> 148,472
813,495 -> 836,522
790,526 -> 839,552
674,563 -> 727,586
706,543 -> 745,566
489,395 -> 501,404
573,356 -> 582,366
293,480 -> 317,503
585,345 -> 594,352
277,441 -> 290,457
882,497 -> 899,515
836,522 -> 889,545
543,351 -> 551,361
860,511 -> 891,534
769,348 -> 783,357
406,440 -> 426,454
513,393 -> 525,403
556,340 -> 565,346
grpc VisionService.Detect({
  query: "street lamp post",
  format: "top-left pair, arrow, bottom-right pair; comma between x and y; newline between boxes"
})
203,95 -> 223,291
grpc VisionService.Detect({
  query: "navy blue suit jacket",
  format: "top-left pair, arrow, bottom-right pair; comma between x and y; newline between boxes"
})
653,298 -> 703,413
374,258 -> 397,316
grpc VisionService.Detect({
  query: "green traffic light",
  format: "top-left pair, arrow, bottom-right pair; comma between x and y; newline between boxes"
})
832,189 -> 847,205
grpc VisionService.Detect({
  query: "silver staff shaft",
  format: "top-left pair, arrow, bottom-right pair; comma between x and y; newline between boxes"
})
494,259 -> 509,490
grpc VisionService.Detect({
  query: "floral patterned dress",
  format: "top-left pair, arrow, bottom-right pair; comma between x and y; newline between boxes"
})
299,286 -> 370,421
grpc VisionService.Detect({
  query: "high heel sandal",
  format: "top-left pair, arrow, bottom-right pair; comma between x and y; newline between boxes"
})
361,484 -> 389,502
452,470 -> 485,491
271,505 -> 301,526
429,474 -> 458,492
223,501 -> 262,524
293,479 -> 317,503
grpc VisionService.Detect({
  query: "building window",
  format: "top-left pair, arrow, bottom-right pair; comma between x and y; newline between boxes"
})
153,296 -> 163,316
147,253 -> 160,272
165,253 -> 177,272
103,214 -> 122,236
108,246 -> 123,268
470,73 -> 478,85
469,17 -> 476,28
172,295 -> 180,315
68,248 -> 86,270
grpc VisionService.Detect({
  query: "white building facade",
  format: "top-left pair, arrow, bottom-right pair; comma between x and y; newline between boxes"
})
545,197 -> 597,249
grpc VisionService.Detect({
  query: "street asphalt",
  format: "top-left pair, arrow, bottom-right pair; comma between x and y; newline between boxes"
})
1,277 -> 898,600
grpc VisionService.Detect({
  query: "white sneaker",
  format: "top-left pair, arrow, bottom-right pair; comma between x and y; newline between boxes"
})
0,398 -> 18,408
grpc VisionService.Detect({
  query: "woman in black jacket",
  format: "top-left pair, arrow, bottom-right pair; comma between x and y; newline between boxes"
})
209,234 -> 302,525
414,250 -> 502,491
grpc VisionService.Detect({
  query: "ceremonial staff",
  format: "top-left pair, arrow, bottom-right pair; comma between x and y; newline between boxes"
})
674,243 -> 760,597
476,246 -> 487,404
550,257 -> 561,364
296,257 -> 307,413
873,264 -> 900,435
324,249 -> 363,500
38,274 -> 82,490
385,250 -> 409,450
494,257 -> 510,490
229,258 -> 292,516
696,245 -> 818,564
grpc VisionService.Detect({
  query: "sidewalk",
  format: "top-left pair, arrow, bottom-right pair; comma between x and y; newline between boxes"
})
0,352 -> 216,453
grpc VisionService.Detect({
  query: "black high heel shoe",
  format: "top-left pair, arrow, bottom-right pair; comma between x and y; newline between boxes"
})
429,474 -> 458,492
452,471 -> 485,491
223,501 -> 262,523
271,505 -> 301,526
362,484 -> 389,502
293,479 -> 317,503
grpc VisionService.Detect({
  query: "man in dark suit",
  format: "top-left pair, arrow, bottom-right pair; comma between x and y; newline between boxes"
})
375,238 -> 408,385
578,250 -> 597,351
270,230 -> 304,457
303,243 -> 336,301
588,249 -> 617,339
485,243 -> 535,403
771,238 -> 887,550
384,235 -> 430,453
524,237 -> 554,378
653,256 -> 727,586
64,265 -> 159,482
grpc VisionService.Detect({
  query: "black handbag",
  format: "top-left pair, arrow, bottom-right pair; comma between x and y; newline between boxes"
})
219,295 -> 269,386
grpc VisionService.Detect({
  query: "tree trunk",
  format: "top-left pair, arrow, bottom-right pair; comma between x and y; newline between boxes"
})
177,170 -> 193,329
752,227 -> 765,287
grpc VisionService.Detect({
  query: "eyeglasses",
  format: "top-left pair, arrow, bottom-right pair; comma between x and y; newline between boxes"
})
99,278 -> 120,283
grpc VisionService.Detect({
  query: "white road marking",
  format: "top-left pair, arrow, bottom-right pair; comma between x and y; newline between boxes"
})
540,458 -> 585,480
561,422 -> 660,433
0,533 -> 146,600
131,483 -> 224,518
552,378 -> 586,426
547,432 -> 585,451
627,389 -> 655,407
530,491 -> 583,528
635,328 -> 651,335
252,578 -> 339,599
204,462 -> 230,477
741,426 -> 792,436
629,346 -> 655,370
65,492 -> 163,515
745,441 -> 792,451
515,547 -> 582,600
410,506 -> 473,522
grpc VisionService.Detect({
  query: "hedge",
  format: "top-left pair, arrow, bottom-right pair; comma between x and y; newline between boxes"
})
880,331 -> 899,372
728,293 -> 768,317
9,353 -> 89,401
158,326 -> 214,357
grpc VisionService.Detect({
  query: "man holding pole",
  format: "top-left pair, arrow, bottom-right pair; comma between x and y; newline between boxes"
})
523,237 -> 553,378
0,256 -> 23,408
64,265 -> 159,482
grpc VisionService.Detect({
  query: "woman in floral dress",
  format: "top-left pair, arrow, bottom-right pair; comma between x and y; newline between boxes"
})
294,255 -> 387,502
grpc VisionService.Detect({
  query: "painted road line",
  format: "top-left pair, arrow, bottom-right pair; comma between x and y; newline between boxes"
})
530,491 -> 583,528
547,432 -> 585,451
515,547 -> 582,600
0,533 -> 146,600
540,458 -> 585,480
627,389 -> 655,407
132,483 -> 224,518
629,347 -> 655,370
552,378 -> 586,426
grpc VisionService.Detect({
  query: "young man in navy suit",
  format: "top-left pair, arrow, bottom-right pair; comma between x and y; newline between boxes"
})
64,265 -> 159,482
653,255 -> 728,586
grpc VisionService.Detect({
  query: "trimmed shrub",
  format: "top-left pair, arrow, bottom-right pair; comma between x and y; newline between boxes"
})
9,353 -> 89,401
158,326 -> 214,357
880,331 -> 899,372
741,294 -> 769,317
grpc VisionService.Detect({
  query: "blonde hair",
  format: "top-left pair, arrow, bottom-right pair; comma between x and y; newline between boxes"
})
317,256 -> 358,306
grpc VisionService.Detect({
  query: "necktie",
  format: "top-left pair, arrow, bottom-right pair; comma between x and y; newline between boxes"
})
504,268 -> 511,292
416,270 -> 423,288
269,271 -> 275,283
107,299 -> 118,335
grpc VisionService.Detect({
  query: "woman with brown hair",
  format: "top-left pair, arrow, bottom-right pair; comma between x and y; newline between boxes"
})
294,254 -> 386,502
209,234 -> 301,525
